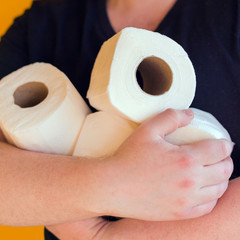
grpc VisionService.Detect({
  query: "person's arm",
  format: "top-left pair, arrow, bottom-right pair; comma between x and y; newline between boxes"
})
0,109 -> 233,227
46,177 -> 240,240
0,141 -> 107,226
98,177 -> 240,240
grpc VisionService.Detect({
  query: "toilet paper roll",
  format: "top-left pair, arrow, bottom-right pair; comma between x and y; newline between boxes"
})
73,111 -> 138,158
87,27 -> 196,123
165,108 -> 231,145
0,62 -> 91,155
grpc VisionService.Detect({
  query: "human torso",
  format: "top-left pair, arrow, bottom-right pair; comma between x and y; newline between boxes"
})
1,0 -> 240,173
1,1 -> 240,240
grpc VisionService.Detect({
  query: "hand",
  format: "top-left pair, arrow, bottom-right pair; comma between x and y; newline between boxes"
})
46,178 -> 240,240
91,109 -> 233,221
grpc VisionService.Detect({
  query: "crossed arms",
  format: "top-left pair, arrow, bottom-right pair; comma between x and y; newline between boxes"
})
0,109 -> 236,239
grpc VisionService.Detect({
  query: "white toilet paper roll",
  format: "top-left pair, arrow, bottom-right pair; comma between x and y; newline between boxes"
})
73,111 -> 138,158
87,27 -> 196,123
0,62 -> 91,155
165,108 -> 231,145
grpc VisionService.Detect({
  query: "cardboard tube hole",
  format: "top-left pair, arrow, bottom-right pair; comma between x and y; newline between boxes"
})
136,57 -> 173,95
14,82 -> 48,108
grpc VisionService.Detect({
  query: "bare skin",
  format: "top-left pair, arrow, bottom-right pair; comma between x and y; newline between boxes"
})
98,178 -> 240,240
45,109 -> 234,239
0,109 -> 232,226
46,178 -> 240,240
45,0 -> 238,239
0,0 -> 236,239
107,0 -> 177,32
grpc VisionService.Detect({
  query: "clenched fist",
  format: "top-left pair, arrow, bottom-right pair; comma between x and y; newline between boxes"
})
89,109 -> 233,221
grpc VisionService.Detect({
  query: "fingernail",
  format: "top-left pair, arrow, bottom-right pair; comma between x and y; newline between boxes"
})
183,109 -> 194,117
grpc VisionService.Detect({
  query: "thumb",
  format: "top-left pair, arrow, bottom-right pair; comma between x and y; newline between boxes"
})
141,108 -> 194,138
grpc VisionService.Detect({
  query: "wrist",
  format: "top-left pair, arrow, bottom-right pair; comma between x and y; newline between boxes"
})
83,156 -> 122,218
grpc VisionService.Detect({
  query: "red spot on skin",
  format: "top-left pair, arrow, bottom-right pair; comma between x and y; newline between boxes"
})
178,156 -> 192,168
172,211 -> 185,219
176,198 -> 187,206
178,179 -> 194,189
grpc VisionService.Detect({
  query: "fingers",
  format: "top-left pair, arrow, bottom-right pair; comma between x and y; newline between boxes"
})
183,181 -> 229,219
199,181 -> 229,202
183,181 -> 229,220
140,109 -> 194,139
174,180 -> 228,220
186,200 -> 218,219
200,157 -> 233,186
183,139 -> 234,165
175,198 -> 218,220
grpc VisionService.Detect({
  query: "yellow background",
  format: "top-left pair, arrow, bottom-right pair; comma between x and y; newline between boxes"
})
0,0 -> 33,36
0,0 -> 44,239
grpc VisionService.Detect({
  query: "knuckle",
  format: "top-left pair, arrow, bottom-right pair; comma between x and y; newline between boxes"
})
191,201 -> 217,218
218,140 -> 229,157
191,209 -> 207,219
141,123 -> 152,135
203,203 -> 215,215
140,122 -> 156,137
178,179 -> 195,189
216,186 -> 223,199
224,168 -> 232,179
221,157 -> 233,178
177,152 -> 194,168
165,108 -> 178,118
216,181 -> 228,198
172,209 -> 189,219
165,108 -> 179,127
226,157 -> 234,176
175,197 -> 189,207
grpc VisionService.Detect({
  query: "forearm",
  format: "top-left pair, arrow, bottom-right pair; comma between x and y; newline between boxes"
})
0,109 -> 234,228
98,178 -> 240,240
0,142 -> 108,226
47,178 -> 240,240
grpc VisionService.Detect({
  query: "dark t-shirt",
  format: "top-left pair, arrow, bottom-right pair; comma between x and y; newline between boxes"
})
0,0 -> 240,239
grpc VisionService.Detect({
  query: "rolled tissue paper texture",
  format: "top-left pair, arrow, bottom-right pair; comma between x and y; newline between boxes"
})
73,111 -> 138,158
0,62 -> 91,155
165,108 -> 231,145
87,27 -> 196,123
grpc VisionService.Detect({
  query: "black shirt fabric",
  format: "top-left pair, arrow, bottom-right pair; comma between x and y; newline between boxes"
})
0,0 -> 240,239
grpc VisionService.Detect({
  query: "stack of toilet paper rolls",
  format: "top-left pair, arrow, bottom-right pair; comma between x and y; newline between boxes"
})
0,27 -> 230,158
